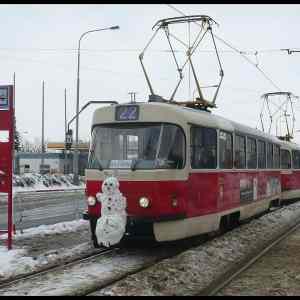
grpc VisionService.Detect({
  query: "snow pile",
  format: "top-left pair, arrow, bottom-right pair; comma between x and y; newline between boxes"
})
0,219 -> 90,281
13,173 -> 85,191
0,219 -> 89,241
0,246 -> 39,279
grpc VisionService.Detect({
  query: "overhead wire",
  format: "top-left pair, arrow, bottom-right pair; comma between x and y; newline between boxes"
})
166,4 -> 282,93
0,52 -> 142,79
0,47 -> 296,55
166,4 -> 296,132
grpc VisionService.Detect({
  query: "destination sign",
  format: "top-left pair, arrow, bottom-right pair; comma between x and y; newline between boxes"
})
0,87 -> 9,111
115,105 -> 139,121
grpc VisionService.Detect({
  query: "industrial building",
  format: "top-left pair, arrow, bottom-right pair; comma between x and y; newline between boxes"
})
14,142 -> 89,175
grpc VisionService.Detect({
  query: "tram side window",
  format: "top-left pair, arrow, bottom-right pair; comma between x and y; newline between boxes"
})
247,137 -> 257,169
257,140 -> 266,169
191,126 -> 217,169
267,142 -> 273,169
292,150 -> 300,169
219,130 -> 233,169
234,134 -> 246,169
273,145 -> 280,169
281,149 -> 291,169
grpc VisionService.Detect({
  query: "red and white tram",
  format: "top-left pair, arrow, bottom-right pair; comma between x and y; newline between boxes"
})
84,101 -> 300,245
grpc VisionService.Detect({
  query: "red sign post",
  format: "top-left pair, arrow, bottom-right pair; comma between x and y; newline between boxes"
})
0,85 -> 14,250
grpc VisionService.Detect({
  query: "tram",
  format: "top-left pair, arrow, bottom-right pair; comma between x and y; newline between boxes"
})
83,100 -> 300,245
82,15 -> 300,246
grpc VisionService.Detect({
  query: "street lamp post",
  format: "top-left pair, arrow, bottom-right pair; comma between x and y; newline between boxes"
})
64,88 -> 67,174
73,25 -> 120,185
41,80 -> 45,170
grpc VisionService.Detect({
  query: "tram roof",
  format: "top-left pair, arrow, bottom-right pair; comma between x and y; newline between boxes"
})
92,101 -> 300,148
277,139 -> 300,151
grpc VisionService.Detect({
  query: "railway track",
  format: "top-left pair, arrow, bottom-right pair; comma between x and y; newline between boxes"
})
1,200 -> 299,295
0,240 -> 200,296
201,219 -> 300,296
0,246 -> 117,291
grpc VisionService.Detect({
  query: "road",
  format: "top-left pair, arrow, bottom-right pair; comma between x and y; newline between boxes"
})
0,190 -> 86,231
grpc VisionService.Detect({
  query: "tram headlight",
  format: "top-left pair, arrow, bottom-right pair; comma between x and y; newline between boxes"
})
139,197 -> 150,208
87,196 -> 96,206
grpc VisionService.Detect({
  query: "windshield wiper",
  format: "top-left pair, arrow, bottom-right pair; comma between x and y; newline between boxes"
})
97,159 -> 103,171
131,159 -> 139,171
89,150 -> 103,171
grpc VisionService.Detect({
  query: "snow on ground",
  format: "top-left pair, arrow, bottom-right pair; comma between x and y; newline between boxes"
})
0,246 -> 39,279
0,219 -> 89,241
2,202 -> 300,296
0,219 -> 90,281
97,201 -> 300,296
1,199 -> 300,295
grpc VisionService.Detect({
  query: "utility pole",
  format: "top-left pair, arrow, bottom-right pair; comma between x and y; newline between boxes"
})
13,72 -> 16,174
13,73 -> 15,108
128,91 -> 137,103
41,81 -> 45,170
64,88 -> 67,174
73,25 -> 120,185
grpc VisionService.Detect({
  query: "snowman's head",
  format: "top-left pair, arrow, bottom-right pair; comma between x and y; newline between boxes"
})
102,176 -> 119,194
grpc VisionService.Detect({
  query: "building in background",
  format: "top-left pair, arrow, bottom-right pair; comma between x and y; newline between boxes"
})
14,142 -> 89,175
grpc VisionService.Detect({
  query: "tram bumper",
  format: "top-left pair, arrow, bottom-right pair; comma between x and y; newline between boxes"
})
83,210 -> 187,242
125,214 -> 186,241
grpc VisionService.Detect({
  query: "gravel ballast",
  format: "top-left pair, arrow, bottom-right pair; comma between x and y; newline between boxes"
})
217,225 -> 300,296
94,202 -> 300,296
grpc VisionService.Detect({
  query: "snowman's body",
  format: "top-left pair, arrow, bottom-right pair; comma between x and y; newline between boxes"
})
95,177 -> 127,247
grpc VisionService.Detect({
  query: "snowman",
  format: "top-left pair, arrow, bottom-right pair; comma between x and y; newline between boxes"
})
95,176 -> 127,247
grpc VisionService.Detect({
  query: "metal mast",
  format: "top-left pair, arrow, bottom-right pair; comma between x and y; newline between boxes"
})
259,91 -> 299,141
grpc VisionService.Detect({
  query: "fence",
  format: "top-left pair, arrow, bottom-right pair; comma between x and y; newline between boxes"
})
0,189 -> 86,234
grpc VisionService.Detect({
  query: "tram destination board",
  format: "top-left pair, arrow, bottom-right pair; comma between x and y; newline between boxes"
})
115,105 -> 139,121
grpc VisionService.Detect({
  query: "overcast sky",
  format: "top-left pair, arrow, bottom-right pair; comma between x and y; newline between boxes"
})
1,4 -> 300,145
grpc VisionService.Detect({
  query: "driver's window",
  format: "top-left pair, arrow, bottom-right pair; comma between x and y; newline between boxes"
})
126,135 -> 139,160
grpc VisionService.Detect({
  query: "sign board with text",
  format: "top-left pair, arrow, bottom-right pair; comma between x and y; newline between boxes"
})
0,86 -> 14,194
0,85 -> 14,249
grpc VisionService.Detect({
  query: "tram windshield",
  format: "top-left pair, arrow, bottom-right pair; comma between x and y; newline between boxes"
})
88,123 -> 185,170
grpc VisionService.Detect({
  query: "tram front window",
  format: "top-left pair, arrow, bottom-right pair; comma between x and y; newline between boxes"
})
88,123 -> 185,170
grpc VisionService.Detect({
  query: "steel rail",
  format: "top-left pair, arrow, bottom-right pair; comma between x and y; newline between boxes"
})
201,220 -> 300,296
0,199 -> 297,294
0,247 -> 118,290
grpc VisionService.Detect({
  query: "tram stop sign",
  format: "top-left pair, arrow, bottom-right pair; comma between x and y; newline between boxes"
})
0,85 -> 14,250
0,85 -> 14,194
